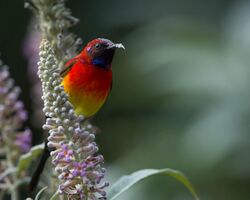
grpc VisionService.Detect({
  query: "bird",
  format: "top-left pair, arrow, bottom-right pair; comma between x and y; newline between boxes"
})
61,38 -> 124,117
29,38 -> 124,192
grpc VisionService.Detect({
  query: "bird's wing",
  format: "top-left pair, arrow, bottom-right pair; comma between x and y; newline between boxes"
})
60,54 -> 81,77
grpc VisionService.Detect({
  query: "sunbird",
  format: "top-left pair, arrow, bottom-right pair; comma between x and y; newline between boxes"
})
29,38 -> 124,192
62,38 -> 124,117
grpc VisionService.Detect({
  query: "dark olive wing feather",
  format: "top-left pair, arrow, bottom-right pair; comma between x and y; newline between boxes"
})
60,55 -> 80,77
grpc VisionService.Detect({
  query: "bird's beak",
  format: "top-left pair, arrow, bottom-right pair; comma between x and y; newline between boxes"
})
107,43 -> 125,50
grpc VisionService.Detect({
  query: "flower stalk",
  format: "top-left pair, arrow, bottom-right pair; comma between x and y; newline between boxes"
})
0,61 -> 31,200
37,40 -> 108,199
26,0 -> 82,71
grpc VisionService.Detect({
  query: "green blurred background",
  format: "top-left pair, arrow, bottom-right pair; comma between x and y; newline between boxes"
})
1,0 -> 250,199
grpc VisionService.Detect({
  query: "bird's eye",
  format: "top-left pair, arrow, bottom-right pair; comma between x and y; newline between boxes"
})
95,43 -> 100,49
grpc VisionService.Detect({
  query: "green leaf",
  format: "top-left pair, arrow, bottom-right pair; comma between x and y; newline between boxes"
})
107,168 -> 199,200
49,191 -> 59,200
16,143 -> 44,175
35,186 -> 48,200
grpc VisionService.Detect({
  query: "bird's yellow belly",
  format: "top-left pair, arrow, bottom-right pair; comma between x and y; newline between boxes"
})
68,91 -> 108,118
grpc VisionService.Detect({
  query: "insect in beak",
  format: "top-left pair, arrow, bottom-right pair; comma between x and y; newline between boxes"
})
107,43 -> 125,50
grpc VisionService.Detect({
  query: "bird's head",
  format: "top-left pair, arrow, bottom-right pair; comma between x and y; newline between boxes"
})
81,38 -> 125,69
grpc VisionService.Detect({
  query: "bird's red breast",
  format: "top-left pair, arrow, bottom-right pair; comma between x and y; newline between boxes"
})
62,60 -> 112,117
